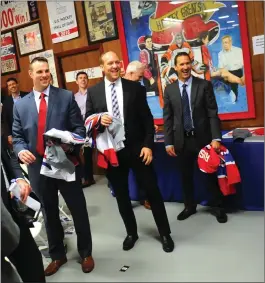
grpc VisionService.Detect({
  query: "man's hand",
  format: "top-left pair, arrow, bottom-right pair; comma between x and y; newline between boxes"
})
16,179 -> 32,203
7,135 -> 12,145
166,145 -> 177,157
154,125 -> 159,133
101,114 -> 112,127
18,150 -> 36,165
211,140 -> 221,153
140,147 -> 153,165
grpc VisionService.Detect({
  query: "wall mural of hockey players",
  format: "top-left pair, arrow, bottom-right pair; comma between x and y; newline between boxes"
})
120,1 -> 255,122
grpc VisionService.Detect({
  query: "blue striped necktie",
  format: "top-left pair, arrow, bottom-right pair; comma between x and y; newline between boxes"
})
111,83 -> 121,118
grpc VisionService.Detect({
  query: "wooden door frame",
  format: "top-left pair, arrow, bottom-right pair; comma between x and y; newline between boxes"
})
56,44 -> 104,89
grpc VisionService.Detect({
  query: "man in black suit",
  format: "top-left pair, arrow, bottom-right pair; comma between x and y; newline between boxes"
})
2,77 -> 28,147
1,127 -> 45,282
163,52 -> 227,223
86,51 -> 174,252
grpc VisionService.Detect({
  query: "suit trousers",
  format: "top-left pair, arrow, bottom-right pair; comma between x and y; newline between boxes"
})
178,136 -> 223,208
37,166 -> 92,260
83,147 -> 94,181
9,207 -> 46,282
106,147 -> 171,237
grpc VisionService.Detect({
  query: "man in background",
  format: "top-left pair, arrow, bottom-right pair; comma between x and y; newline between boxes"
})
2,78 -> 28,147
75,71 -> 95,187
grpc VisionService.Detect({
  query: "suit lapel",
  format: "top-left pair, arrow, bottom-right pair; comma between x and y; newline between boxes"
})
121,79 -> 129,121
28,92 -> 38,129
46,86 -> 56,131
98,81 -> 108,112
191,76 -> 198,112
173,81 -> 182,115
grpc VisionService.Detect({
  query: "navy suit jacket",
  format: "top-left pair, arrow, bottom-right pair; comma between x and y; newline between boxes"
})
12,85 -> 85,195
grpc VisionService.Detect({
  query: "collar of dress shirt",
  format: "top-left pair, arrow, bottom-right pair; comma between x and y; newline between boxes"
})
104,76 -> 121,88
12,93 -> 20,99
75,89 -> 87,96
33,84 -> 50,100
178,75 -> 193,89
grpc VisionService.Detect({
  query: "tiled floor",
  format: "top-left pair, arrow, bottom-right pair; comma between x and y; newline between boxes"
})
44,176 -> 264,282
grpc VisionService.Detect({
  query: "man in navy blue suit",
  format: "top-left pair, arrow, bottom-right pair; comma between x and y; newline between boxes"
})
12,57 -> 94,276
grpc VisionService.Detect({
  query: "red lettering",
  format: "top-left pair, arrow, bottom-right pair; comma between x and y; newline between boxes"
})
1,8 -> 14,28
7,8 -> 13,25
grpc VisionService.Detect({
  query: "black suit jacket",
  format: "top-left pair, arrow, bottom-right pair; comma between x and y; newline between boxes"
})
163,76 -> 221,153
86,78 -> 154,151
2,91 -> 28,137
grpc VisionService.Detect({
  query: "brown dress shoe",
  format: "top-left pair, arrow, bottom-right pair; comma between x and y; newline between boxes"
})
143,200 -> 151,210
81,256 -> 95,273
44,258 -> 67,276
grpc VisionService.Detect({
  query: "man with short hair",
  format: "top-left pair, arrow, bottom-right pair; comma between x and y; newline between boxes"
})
86,51 -> 174,253
2,78 -> 28,147
75,71 -> 95,187
12,57 -> 94,276
163,52 -> 227,223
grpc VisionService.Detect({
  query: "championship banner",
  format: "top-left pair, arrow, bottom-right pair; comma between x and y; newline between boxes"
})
46,0 -> 79,44
1,1 -> 39,31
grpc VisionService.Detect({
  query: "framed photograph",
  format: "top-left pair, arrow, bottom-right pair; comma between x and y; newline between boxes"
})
15,21 -> 44,57
1,30 -> 20,75
83,1 -> 118,44
116,1 -> 255,123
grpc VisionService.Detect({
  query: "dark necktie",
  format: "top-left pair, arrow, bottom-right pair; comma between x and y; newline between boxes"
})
36,93 -> 47,156
181,84 -> 193,132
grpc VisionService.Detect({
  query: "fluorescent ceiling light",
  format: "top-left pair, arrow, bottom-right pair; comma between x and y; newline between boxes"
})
204,8 -> 219,13
232,4 -> 238,8
227,20 -> 235,23
218,15 -> 229,19
163,18 -> 184,22
232,24 -> 239,27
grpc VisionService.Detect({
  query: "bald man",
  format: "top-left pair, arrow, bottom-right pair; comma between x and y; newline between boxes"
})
86,52 -> 174,253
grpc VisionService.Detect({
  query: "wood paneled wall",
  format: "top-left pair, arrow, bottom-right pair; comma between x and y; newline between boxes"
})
1,1 -> 263,130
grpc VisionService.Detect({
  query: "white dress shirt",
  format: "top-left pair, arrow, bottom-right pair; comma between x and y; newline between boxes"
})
218,46 -> 243,71
74,90 -> 87,120
104,77 -> 124,124
33,85 -> 50,113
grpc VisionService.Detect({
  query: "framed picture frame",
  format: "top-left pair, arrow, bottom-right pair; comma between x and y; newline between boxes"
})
15,21 -> 45,57
115,1 -> 255,123
1,30 -> 20,76
83,1 -> 118,45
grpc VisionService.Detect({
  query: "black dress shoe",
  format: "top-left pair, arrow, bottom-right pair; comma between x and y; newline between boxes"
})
177,207 -> 197,221
123,235 -> 139,251
161,235 -> 174,253
212,208 -> 228,223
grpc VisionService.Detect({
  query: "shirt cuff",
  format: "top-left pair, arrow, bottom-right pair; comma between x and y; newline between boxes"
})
212,139 -> 221,142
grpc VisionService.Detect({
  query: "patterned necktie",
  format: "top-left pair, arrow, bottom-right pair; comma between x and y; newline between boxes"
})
111,83 -> 121,118
36,93 -> 47,156
182,84 -> 193,132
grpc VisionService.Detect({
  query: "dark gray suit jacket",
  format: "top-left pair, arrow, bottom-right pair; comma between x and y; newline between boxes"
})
163,76 -> 221,153
12,85 -> 85,195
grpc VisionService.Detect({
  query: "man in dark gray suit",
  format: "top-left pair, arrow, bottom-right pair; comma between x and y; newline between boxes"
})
12,57 -> 94,276
163,52 -> 227,223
